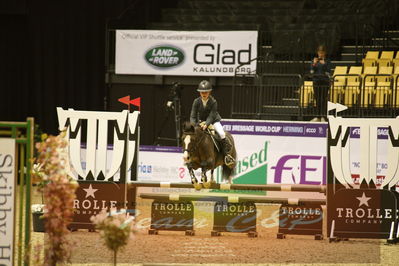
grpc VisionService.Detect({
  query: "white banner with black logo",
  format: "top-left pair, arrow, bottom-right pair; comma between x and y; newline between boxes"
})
115,30 -> 258,76
0,138 -> 16,266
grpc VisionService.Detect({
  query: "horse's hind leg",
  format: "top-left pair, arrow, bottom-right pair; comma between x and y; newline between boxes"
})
201,167 -> 213,189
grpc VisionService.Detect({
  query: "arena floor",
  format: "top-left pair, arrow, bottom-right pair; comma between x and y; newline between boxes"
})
30,188 -> 399,266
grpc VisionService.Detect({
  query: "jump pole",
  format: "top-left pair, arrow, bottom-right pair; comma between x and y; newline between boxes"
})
139,193 -> 326,206
129,181 -> 326,214
129,181 -> 326,192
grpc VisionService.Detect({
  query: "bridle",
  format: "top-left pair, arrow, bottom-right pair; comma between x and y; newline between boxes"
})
182,131 -> 206,155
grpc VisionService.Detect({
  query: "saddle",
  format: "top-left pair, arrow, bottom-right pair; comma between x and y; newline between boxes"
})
201,123 -> 235,166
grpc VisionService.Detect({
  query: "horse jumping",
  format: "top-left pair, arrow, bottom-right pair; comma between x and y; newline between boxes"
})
182,122 -> 237,189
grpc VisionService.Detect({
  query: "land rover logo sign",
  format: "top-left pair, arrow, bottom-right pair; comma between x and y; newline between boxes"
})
145,46 -> 184,68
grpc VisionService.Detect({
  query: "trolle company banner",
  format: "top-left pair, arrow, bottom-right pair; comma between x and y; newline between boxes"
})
0,138 -> 16,266
57,108 -> 140,230
115,30 -> 258,76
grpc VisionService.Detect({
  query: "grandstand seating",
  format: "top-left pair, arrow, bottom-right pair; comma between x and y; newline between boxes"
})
148,0 -> 393,61
140,0 -> 399,119
362,66 -> 378,106
362,51 -> 379,67
375,66 -> 393,107
343,66 -> 362,106
395,66 -> 399,106
331,66 -> 347,103
330,52 -> 399,108
378,51 -> 395,67
392,52 -> 399,68
300,81 -> 314,107
301,51 -> 399,110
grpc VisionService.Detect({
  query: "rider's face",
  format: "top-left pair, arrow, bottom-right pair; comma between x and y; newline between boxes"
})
317,50 -> 326,59
200,91 -> 210,100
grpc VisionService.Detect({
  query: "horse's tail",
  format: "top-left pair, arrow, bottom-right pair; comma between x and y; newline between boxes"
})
222,133 -> 236,182
222,163 -> 235,182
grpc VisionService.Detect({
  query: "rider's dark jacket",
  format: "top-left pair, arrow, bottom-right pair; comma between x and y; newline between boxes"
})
190,96 -> 221,126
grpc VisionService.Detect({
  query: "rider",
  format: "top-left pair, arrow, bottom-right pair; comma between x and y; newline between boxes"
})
190,80 -> 235,165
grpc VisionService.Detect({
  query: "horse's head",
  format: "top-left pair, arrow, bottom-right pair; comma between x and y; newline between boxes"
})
181,122 -> 201,164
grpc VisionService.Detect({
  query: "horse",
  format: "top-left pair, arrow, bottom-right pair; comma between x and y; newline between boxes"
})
181,121 -> 237,190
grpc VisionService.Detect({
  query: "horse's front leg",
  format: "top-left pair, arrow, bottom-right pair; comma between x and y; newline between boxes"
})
188,166 -> 197,183
189,167 -> 196,184
187,164 -> 202,190
201,167 -> 207,184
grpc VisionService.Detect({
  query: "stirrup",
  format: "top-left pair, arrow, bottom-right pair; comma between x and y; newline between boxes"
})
224,154 -> 235,166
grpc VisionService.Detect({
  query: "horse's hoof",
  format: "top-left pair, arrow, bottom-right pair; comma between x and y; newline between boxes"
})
193,183 -> 202,190
203,181 -> 211,189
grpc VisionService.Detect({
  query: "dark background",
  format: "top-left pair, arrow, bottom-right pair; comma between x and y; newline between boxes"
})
108,83 -> 233,145
3,0 -> 397,145
0,0 -> 187,145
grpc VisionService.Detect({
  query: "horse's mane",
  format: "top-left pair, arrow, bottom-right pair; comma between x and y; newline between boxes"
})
182,121 -> 199,135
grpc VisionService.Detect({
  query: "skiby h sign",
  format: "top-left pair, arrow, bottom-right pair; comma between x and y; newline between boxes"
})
0,139 -> 16,266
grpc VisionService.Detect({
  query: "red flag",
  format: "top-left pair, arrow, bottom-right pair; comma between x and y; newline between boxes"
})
118,95 -> 130,106
130,97 -> 141,109
118,95 -> 141,111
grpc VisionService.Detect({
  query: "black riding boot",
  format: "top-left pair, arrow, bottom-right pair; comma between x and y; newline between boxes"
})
221,138 -> 235,166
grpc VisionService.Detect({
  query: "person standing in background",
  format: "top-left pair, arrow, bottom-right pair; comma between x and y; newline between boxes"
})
310,45 -> 331,122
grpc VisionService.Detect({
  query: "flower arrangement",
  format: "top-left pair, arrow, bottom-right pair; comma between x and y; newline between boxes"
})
32,130 -> 78,265
90,209 -> 136,265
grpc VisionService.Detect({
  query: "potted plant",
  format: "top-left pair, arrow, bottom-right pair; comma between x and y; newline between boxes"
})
30,131 -> 78,265
91,209 -> 136,266
31,204 -> 46,232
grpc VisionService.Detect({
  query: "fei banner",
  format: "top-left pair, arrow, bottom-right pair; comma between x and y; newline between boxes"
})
115,30 -> 258,76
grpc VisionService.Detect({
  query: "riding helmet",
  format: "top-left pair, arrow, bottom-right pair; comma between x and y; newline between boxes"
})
197,80 -> 212,92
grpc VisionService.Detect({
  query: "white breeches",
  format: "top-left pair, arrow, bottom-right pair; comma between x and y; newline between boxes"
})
213,122 -> 226,139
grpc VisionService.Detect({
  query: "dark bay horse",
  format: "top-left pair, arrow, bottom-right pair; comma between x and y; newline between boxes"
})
182,122 -> 237,189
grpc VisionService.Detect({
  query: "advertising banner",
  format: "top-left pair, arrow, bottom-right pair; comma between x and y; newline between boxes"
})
115,30 -> 258,76
138,120 -> 329,187
57,108 -> 140,182
348,127 -> 390,187
0,138 -> 16,266
57,108 -> 140,230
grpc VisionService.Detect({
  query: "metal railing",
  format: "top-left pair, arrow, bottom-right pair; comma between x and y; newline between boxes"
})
232,73 -> 399,120
232,73 -> 303,119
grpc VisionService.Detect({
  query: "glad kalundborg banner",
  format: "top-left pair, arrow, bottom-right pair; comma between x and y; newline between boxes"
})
115,30 -> 258,76
138,120 -> 329,186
